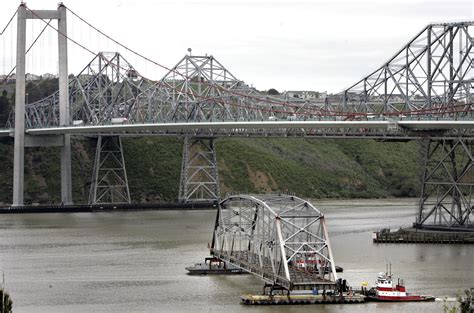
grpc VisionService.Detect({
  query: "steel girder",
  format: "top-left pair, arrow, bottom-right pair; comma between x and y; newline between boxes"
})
89,135 -> 131,204
178,136 -> 220,202
416,139 -> 473,229
211,194 -> 337,290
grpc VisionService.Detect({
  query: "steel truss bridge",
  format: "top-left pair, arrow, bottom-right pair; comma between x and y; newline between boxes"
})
0,4 -> 472,231
210,194 -> 338,291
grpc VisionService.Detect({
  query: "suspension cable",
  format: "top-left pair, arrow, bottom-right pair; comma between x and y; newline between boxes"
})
0,8 -> 18,36
0,18 -> 52,85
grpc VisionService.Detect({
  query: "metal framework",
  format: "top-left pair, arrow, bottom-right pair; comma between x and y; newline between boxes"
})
178,136 -> 220,202
89,135 -> 131,204
211,194 -> 337,291
336,22 -> 473,117
416,139 -> 473,229
8,22 -> 472,134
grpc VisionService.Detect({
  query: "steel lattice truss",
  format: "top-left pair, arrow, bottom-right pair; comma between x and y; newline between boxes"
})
10,52 -> 288,129
7,21 -> 471,130
332,22 -> 474,117
6,52 -> 155,128
211,194 -> 337,290
89,135 -> 131,204
178,137 -> 220,202
417,139 -> 473,229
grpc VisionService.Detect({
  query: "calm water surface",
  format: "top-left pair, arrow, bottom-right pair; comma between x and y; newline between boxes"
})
0,198 -> 472,312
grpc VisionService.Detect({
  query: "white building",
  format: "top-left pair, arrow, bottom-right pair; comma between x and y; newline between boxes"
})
26,73 -> 41,81
42,73 -> 57,79
284,90 -> 322,101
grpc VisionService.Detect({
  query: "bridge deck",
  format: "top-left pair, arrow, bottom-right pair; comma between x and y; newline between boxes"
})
1,119 -> 472,139
211,249 -> 335,290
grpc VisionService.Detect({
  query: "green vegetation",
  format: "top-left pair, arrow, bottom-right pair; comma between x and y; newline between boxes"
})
267,88 -> 280,95
217,138 -> 419,198
122,137 -> 183,202
0,136 -> 421,204
0,288 -> 13,313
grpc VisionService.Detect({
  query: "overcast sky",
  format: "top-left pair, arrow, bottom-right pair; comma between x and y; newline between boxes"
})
1,0 -> 473,92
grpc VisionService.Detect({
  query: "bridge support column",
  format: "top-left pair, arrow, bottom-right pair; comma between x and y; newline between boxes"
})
13,4 -> 72,206
416,139 -> 473,230
58,4 -> 72,204
89,135 -> 131,204
178,137 -> 220,203
12,4 -> 26,206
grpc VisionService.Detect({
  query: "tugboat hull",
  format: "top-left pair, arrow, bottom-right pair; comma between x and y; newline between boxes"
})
365,295 -> 435,302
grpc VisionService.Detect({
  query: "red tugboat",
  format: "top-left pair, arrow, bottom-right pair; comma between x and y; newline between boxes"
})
365,265 -> 435,302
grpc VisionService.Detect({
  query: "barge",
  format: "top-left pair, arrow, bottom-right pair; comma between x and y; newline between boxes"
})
186,257 -> 247,275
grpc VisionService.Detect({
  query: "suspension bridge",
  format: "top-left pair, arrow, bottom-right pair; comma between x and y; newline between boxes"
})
0,3 -> 472,231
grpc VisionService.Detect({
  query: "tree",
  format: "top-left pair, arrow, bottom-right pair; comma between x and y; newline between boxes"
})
267,88 -> 280,95
0,288 -> 13,313
0,90 -> 10,126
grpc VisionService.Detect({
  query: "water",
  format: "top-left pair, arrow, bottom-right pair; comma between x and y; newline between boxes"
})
0,198 -> 472,312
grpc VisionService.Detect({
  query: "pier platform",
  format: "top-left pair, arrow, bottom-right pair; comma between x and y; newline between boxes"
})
373,227 -> 474,244
241,293 -> 365,305
0,201 -> 217,214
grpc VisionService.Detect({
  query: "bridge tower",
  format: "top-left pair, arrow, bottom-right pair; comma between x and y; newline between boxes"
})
89,135 -> 131,204
416,139 -> 473,230
178,136 -> 220,203
13,3 -> 72,206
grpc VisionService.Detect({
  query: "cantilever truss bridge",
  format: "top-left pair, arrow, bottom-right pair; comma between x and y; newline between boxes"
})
210,194 -> 338,291
0,3 -> 472,231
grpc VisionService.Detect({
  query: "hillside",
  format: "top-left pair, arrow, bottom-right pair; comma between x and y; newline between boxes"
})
0,137 -> 421,205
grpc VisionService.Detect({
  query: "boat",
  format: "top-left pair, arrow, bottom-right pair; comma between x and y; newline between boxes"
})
185,257 -> 247,275
364,265 -> 435,302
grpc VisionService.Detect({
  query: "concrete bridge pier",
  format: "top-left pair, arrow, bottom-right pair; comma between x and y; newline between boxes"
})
12,4 -> 26,206
58,4 -> 73,205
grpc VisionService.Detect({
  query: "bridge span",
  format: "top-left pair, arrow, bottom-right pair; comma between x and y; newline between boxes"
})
210,194 -> 338,291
